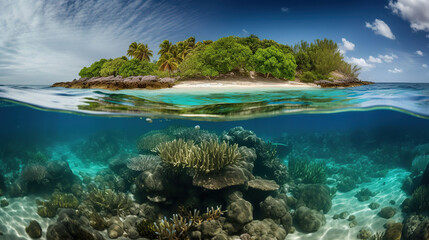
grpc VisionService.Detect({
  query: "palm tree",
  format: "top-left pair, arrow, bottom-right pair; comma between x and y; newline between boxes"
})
157,52 -> 179,76
127,42 -> 153,61
158,40 -> 173,56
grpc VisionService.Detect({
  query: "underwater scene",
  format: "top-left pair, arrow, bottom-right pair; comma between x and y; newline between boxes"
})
1,83 -> 429,240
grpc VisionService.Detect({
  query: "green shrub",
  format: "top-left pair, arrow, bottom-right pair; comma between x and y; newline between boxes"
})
299,71 -> 318,83
118,59 -> 156,77
251,46 -> 296,79
100,57 -> 127,77
79,59 -> 109,78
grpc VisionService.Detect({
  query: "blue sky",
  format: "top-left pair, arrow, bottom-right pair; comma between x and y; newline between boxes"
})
0,0 -> 428,84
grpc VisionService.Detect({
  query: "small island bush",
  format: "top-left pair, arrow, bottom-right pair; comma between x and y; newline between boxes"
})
118,59 -> 156,77
99,57 -> 127,77
251,46 -> 296,79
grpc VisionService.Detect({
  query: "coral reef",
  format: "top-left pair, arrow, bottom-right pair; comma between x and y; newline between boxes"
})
294,206 -> 326,233
72,132 -> 120,163
154,139 -> 242,173
126,154 -> 160,172
136,131 -> 173,153
378,207 -> 396,219
293,184 -> 332,213
86,184 -> 132,216
36,192 -> 79,218
354,188 -> 376,202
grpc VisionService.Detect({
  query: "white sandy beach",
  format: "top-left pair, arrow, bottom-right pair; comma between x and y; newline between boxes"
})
173,79 -> 319,90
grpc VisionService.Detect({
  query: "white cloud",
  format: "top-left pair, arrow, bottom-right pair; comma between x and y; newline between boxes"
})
242,29 -> 249,35
423,64 -> 428,68
281,7 -> 289,13
388,68 -> 403,73
378,54 -> 398,63
0,0 -> 195,84
368,56 -> 383,63
388,0 -> 429,32
416,50 -> 424,56
348,57 -> 375,69
365,19 -> 396,39
339,38 -> 355,54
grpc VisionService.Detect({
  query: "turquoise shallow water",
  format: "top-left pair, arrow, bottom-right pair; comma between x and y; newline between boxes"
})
1,83 -> 429,120
0,83 -> 428,240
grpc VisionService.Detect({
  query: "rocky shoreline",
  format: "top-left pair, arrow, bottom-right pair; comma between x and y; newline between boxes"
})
51,75 -> 373,90
51,75 -> 176,90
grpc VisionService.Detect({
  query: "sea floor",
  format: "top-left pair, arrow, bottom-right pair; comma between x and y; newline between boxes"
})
0,143 -> 410,240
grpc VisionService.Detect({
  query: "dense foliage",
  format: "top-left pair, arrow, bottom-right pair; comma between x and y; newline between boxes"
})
78,35 -> 360,82
251,46 -> 296,79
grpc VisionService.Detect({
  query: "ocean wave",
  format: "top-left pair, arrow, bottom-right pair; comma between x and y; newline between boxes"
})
0,83 -> 428,120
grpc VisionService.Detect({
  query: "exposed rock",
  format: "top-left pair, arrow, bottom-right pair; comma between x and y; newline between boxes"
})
46,209 -> 104,240
315,78 -> 373,88
52,75 -> 176,90
26,220 -> 42,239
243,219 -> 287,240
378,207 -> 396,219
339,211 -> 349,219
193,164 -> 254,190
248,179 -> 279,191
294,184 -> 332,213
294,206 -> 326,233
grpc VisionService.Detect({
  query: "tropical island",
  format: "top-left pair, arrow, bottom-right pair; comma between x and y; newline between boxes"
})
52,35 -> 373,90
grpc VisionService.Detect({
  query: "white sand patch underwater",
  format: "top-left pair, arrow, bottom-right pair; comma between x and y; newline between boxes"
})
287,168 -> 409,240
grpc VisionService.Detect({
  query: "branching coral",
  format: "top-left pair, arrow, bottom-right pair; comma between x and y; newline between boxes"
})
369,232 -> 385,240
126,154 -> 160,171
36,192 -> 79,218
154,139 -> 242,173
136,131 -> 173,153
154,215 -> 192,240
86,185 -> 132,215
288,158 -> 326,184
21,164 -> 48,183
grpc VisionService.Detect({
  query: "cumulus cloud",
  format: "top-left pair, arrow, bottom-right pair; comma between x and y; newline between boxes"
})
348,57 -> 375,69
368,56 -> 383,63
388,0 -> 429,32
365,19 -> 396,39
281,7 -> 289,13
0,0 -> 195,84
416,50 -> 424,56
423,64 -> 428,68
388,68 -> 403,73
339,38 -> 355,54
378,54 -> 398,63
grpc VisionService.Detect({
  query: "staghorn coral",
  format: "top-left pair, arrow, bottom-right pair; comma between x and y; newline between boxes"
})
86,185 -> 132,215
154,139 -> 242,173
126,154 -> 160,171
154,215 -> 192,240
36,192 -> 79,218
288,158 -> 326,184
193,140 -> 242,173
136,131 -> 174,153
20,164 -> 48,183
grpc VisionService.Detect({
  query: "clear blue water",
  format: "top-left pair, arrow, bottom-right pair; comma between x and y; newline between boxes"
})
0,83 -> 428,239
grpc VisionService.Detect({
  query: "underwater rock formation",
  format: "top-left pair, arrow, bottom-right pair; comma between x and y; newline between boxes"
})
25,220 -> 42,239
46,209 -> 104,240
293,184 -> 332,213
378,207 -> 396,219
259,196 -> 293,233
243,218 -> 287,240
294,206 -> 326,233
354,188 -> 376,202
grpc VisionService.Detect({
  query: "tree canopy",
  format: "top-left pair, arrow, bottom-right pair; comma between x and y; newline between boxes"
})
78,35 -> 360,82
